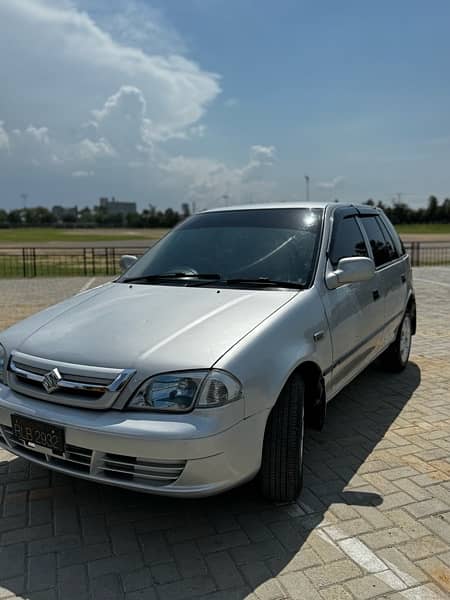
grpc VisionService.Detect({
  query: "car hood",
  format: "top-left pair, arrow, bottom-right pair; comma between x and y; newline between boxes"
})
5,282 -> 297,373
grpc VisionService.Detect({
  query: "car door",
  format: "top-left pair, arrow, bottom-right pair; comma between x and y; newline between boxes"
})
359,213 -> 409,349
322,208 -> 386,395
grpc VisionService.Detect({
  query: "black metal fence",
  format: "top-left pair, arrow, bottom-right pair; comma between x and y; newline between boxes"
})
403,242 -> 450,267
0,242 -> 448,278
0,247 -> 146,278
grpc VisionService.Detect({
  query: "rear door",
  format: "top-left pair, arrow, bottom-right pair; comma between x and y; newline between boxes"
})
323,208 -> 386,394
358,213 -> 409,348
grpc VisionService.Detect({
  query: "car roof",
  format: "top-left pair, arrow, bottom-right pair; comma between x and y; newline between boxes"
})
201,202 -> 379,213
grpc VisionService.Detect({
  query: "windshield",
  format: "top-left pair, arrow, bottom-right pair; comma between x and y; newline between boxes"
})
120,208 -> 323,288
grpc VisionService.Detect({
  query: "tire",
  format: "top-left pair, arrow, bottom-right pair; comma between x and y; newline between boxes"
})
259,374 -> 305,502
380,311 -> 412,372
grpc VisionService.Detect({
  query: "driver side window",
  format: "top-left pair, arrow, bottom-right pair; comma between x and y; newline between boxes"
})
329,216 -> 369,266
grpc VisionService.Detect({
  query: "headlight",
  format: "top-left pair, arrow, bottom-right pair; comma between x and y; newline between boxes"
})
128,370 -> 242,412
0,344 -> 6,384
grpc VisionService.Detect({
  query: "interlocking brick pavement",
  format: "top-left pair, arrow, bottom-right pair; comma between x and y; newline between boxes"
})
0,267 -> 449,599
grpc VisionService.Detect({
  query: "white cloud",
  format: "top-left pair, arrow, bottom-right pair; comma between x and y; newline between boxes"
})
249,145 -> 276,164
0,0 -> 220,142
0,1 -> 278,210
0,0 -> 226,208
81,0 -> 186,55
93,85 -> 146,125
160,145 -> 277,208
317,175 -> 345,190
26,126 -> 49,145
2,124 -> 54,166
12,126 -> 50,145
90,85 -> 154,153
78,138 -> 117,161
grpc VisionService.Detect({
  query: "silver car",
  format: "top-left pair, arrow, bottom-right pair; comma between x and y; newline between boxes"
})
0,203 -> 415,501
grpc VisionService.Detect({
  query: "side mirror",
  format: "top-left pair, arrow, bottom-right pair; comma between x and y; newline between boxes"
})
326,256 -> 375,289
120,254 -> 138,272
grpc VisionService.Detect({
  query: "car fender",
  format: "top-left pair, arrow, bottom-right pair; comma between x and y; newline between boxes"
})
213,287 -> 332,418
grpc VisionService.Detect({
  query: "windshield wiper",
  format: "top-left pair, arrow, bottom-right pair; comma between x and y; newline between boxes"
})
224,277 -> 306,289
122,272 -> 221,284
122,273 -> 306,289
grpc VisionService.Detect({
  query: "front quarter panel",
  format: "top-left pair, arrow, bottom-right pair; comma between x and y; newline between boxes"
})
214,287 -> 332,418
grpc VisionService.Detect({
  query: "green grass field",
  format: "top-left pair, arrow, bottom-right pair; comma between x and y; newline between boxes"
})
0,227 -> 169,244
395,223 -> 450,234
0,224 -> 448,244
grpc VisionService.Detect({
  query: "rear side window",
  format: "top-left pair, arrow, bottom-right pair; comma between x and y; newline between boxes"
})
329,216 -> 368,265
379,214 -> 405,256
376,217 -> 400,261
360,216 -> 393,267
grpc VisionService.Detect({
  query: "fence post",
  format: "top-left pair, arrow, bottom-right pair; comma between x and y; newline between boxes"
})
32,248 -> 37,277
83,248 -> 87,276
92,248 -> 96,275
412,241 -> 421,267
410,242 -> 416,267
22,248 -> 26,277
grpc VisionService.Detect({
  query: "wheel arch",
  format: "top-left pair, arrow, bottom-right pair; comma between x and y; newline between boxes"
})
406,293 -> 417,335
269,359 -> 326,431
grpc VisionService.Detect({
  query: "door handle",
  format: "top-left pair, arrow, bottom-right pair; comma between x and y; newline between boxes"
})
372,290 -> 380,301
401,274 -> 406,283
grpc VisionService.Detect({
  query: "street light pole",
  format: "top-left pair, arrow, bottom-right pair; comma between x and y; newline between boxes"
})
304,175 -> 310,202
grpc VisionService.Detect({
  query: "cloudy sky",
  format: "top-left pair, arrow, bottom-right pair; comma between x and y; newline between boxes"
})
1,0 -> 450,211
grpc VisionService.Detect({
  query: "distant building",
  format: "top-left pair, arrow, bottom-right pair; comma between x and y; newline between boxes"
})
52,205 -> 78,223
98,197 -> 137,216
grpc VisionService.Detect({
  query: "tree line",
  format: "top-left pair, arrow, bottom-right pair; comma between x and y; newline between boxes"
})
0,203 -> 191,228
0,197 -> 449,228
365,196 -> 450,224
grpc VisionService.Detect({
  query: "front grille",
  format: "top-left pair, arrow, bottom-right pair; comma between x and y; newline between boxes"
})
13,374 -> 104,399
7,351 -> 135,410
12,360 -> 113,386
0,426 -> 185,488
11,361 -> 48,376
99,453 -> 187,487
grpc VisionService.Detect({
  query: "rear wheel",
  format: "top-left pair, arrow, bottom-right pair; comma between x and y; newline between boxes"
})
259,374 -> 305,502
381,311 -> 412,372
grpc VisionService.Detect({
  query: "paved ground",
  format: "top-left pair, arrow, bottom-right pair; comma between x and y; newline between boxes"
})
0,268 -> 449,600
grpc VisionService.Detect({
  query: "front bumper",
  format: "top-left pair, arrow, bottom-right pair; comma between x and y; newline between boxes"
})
0,383 -> 268,497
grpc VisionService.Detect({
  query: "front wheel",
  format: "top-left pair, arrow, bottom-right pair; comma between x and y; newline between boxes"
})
259,374 -> 305,502
381,311 -> 412,372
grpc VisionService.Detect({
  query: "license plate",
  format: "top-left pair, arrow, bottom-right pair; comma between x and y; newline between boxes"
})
11,414 -> 65,454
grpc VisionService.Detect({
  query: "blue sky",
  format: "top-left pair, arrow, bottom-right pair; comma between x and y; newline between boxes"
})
1,0 -> 450,210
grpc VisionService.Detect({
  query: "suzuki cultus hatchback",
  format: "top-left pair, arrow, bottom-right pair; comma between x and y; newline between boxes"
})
0,203 -> 415,501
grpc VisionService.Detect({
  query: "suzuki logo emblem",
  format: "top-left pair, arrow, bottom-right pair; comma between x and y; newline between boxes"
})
42,368 -> 62,394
